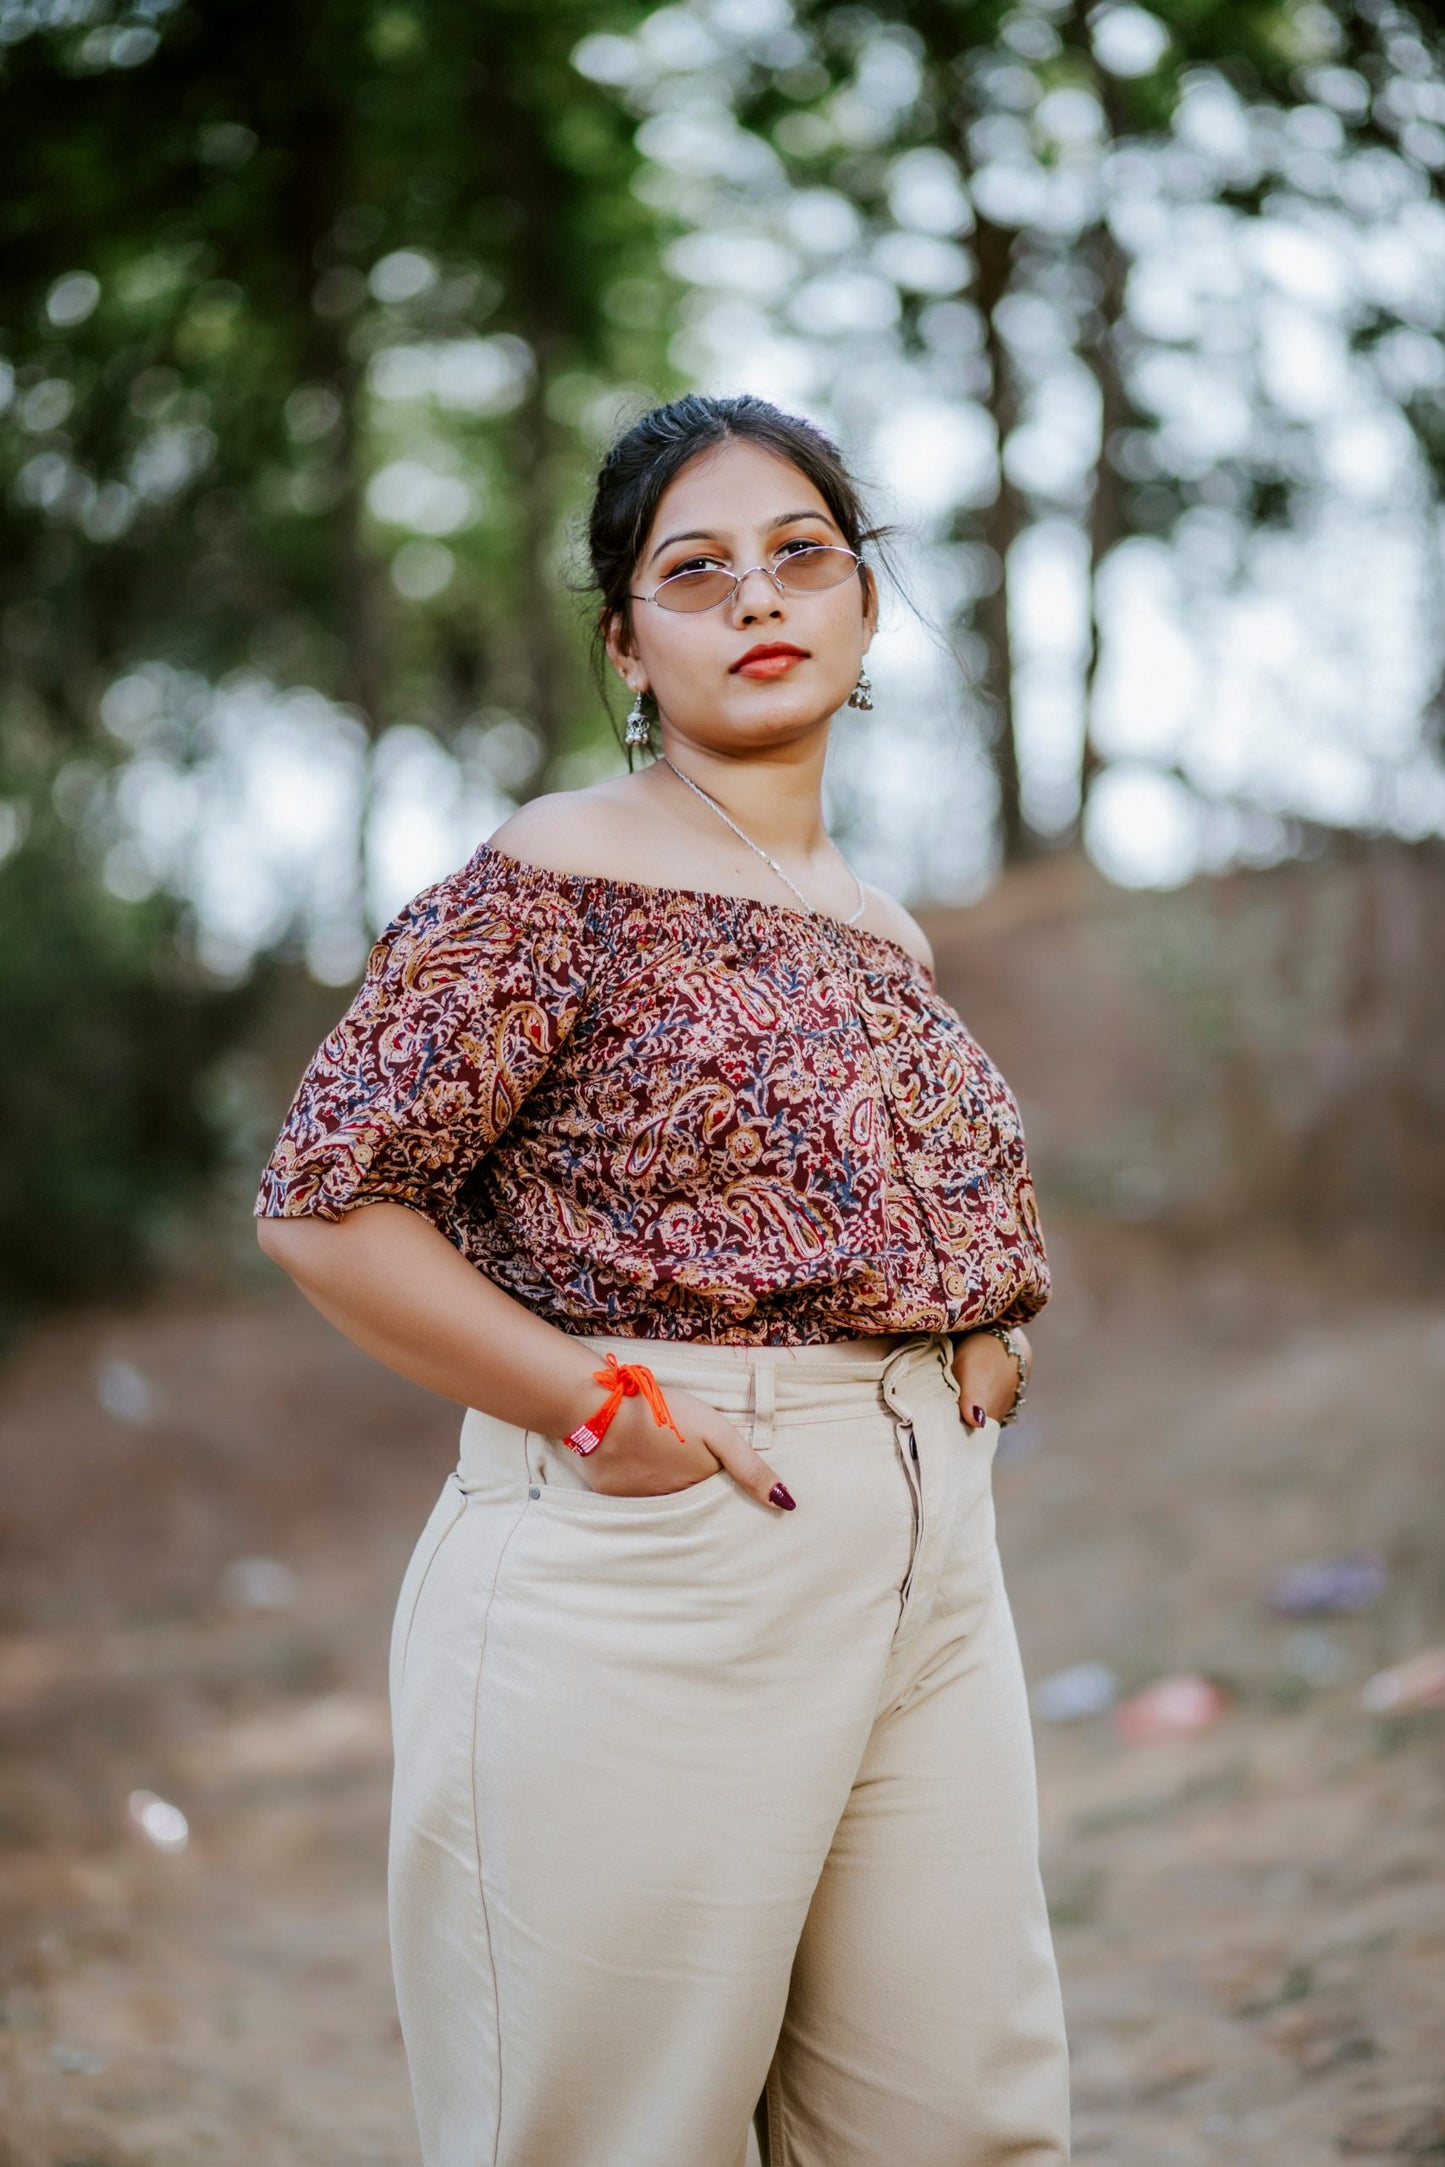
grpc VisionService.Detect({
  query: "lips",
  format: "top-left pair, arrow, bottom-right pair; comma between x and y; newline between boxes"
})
731,644 -> 809,678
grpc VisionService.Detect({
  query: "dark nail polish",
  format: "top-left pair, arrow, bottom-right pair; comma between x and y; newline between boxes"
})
970,1405 -> 987,1429
769,1482 -> 797,1511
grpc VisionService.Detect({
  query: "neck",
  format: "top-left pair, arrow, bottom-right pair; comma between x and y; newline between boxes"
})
653,734 -> 833,863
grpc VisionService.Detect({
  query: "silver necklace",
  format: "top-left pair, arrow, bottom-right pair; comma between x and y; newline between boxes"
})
658,753 -> 867,926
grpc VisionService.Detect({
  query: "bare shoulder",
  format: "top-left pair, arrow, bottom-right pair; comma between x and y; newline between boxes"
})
859,881 -> 935,976
484,780 -> 641,879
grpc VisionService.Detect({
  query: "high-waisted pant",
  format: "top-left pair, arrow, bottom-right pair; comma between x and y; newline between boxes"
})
387,1329 -> 1072,2167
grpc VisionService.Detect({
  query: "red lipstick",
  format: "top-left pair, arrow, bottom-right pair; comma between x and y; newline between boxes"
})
731,642 -> 809,679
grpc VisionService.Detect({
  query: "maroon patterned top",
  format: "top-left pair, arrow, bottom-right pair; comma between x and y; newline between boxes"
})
254,842 -> 1050,1346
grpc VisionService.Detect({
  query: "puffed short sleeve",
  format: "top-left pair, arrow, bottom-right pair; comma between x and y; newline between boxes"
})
253,856 -> 595,1226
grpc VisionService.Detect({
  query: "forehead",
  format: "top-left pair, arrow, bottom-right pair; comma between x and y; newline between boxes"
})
644,438 -> 833,542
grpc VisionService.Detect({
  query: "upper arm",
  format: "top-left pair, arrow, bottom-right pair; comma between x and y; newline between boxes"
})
254,864 -> 594,1226
255,1195 -> 449,1274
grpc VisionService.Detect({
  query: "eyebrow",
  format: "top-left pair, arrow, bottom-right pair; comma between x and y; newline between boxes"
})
647,508 -> 840,568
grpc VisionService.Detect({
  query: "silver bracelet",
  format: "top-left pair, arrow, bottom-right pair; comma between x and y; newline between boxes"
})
973,1323 -> 1030,1426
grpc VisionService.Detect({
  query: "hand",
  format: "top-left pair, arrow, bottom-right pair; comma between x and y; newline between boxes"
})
577,1382 -> 796,1511
949,1327 -> 1030,1432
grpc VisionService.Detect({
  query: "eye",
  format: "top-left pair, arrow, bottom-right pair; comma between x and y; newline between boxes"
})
774,536 -> 831,560
663,553 -> 730,579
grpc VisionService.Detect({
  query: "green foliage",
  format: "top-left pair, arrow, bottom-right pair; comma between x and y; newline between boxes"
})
0,0 -> 684,772
6,0 -> 1444,1320
0,806 -> 257,1337
759,0 -> 1445,857
0,0 -> 685,1319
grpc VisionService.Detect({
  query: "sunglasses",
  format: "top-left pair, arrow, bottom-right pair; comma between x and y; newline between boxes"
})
630,543 -> 864,614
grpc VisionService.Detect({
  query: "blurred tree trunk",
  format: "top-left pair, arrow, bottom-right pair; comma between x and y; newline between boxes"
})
1064,25 -> 1145,853
507,363 -> 571,784
469,52 -> 570,779
971,208 -> 1032,865
289,77 -> 384,931
1076,213 -> 1130,840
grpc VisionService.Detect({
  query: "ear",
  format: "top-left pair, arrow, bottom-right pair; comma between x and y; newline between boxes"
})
602,606 -> 644,689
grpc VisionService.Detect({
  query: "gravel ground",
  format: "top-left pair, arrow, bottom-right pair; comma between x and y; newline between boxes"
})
0,1219 -> 1441,2166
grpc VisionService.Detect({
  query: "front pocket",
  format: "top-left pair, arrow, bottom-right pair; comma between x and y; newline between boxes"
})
537,1465 -> 736,1519
389,1473 -> 468,1705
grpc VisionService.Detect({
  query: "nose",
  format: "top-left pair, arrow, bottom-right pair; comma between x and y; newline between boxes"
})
731,564 -> 786,623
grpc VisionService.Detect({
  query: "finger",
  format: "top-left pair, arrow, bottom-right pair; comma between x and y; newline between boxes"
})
947,1365 -> 988,1430
700,1418 -> 796,1512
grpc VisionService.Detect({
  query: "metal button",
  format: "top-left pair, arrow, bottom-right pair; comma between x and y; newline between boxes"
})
528,1485 -> 541,1499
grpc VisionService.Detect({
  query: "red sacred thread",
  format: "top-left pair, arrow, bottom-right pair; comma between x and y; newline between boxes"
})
567,1351 -> 685,1455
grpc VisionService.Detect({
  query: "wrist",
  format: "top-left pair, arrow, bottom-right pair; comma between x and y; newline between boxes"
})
561,1349 -> 686,1457
990,1324 -> 1030,1423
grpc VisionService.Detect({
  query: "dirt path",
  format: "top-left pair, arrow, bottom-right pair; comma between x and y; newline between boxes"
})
1,1222 -> 1441,2164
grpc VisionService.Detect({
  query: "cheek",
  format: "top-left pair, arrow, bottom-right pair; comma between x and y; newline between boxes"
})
641,616 -> 720,698
814,586 -> 869,669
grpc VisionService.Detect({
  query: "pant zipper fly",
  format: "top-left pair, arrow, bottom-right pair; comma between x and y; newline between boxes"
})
897,1419 -> 922,1613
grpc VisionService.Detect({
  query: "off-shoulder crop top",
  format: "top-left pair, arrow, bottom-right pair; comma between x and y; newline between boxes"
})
254,841 -> 1051,1347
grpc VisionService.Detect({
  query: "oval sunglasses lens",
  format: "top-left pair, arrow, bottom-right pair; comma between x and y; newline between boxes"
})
778,546 -> 859,590
659,570 -> 735,611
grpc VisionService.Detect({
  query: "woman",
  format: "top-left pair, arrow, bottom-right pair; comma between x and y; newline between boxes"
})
255,392 -> 1071,2167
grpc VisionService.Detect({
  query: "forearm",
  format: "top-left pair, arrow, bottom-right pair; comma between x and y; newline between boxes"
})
256,1201 -> 600,1436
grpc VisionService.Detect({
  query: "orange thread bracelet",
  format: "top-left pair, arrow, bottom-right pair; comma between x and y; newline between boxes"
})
563,1351 -> 686,1458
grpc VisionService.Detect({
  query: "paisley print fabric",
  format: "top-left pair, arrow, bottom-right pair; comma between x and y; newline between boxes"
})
254,842 -> 1051,1346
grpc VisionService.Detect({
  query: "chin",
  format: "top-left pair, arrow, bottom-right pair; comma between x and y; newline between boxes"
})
723,690 -> 843,732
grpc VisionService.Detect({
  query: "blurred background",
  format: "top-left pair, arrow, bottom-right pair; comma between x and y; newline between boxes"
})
2,1 -> 1443,2161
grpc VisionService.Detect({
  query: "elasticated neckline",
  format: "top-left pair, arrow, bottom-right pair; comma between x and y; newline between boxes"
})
471,841 -> 932,979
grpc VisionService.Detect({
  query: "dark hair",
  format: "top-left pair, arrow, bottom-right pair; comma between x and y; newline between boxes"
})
577,392 -> 905,764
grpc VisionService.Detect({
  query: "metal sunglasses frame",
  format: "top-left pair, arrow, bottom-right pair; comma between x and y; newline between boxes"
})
629,542 -> 864,614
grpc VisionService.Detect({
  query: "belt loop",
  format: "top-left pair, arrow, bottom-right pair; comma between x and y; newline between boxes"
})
878,1332 -> 923,1419
749,1355 -> 776,1454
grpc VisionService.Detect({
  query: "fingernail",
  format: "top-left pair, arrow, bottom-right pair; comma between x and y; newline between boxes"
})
769,1482 -> 797,1511
970,1405 -> 987,1429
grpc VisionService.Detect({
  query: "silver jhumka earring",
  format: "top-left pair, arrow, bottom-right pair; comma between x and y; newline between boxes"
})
625,688 -> 651,746
847,666 -> 874,711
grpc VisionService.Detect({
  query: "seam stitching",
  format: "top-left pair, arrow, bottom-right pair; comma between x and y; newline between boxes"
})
469,1466 -> 534,2167
767,2055 -> 788,2164
397,1486 -> 468,1694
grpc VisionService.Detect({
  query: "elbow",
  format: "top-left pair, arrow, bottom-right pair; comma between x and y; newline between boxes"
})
255,1212 -> 325,1275
255,1204 -> 375,1279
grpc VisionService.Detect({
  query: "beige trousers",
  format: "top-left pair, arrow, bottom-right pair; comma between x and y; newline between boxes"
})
387,1330 -> 1071,2167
